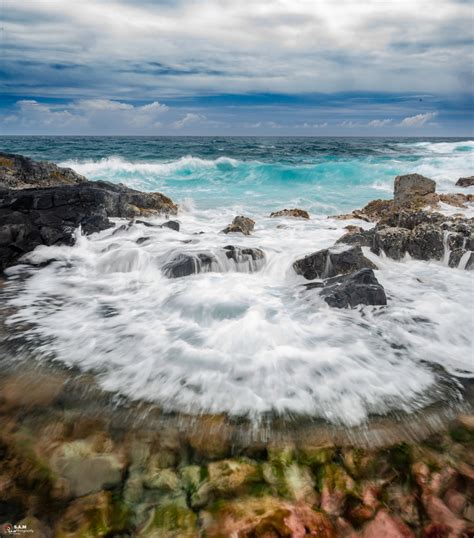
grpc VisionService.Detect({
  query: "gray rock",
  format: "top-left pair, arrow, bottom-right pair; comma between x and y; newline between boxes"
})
394,173 -> 436,207
162,246 -> 265,278
372,227 -> 411,260
293,245 -> 377,280
336,228 -> 375,248
456,176 -> 474,188
305,268 -> 387,308
0,151 -> 87,189
222,215 -> 255,235
406,223 -> 445,261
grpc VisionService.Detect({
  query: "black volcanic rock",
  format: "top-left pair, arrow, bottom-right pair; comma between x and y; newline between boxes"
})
0,167 -> 177,272
320,268 -> 387,308
0,152 -> 87,189
456,175 -> 474,188
162,246 -> 265,278
293,245 -> 377,280
303,268 -> 387,309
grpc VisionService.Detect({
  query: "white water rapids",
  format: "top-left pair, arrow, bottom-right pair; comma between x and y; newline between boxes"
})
3,204 -> 473,426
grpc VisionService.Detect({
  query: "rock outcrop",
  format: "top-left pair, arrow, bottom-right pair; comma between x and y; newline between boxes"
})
0,151 -> 87,189
394,173 -> 436,207
222,215 -> 255,235
0,155 -> 177,272
293,245 -> 377,280
456,175 -> 474,188
269,208 -> 310,219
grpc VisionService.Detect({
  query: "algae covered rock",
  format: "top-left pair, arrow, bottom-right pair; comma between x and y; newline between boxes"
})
55,491 -> 130,538
201,495 -> 335,537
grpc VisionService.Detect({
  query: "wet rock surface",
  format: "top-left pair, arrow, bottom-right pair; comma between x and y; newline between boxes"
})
316,269 -> 387,309
456,175 -> 474,188
162,246 -> 265,277
222,215 -> 255,235
0,155 -> 177,272
293,245 -> 377,280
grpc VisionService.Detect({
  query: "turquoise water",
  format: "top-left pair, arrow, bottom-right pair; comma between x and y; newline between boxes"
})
1,137 -> 473,214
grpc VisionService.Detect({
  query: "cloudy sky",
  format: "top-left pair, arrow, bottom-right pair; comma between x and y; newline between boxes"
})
1,0 -> 472,135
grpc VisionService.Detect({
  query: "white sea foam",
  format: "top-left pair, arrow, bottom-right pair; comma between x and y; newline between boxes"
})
4,208 -> 473,426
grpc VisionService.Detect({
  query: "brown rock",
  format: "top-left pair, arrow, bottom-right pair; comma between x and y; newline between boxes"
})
269,208 -> 310,219
0,372 -> 65,410
222,215 -> 255,235
344,225 -> 365,234
201,496 -> 335,537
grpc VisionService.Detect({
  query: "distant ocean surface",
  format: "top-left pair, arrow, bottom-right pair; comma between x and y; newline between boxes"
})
2,136 -> 473,214
1,136 -> 473,426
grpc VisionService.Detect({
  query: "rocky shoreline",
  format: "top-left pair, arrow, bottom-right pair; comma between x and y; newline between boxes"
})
0,153 -> 473,536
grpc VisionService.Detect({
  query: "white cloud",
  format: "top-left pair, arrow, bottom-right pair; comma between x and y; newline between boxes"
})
1,98 -> 170,134
297,122 -> 329,128
172,113 -> 206,129
368,118 -> 393,127
399,112 -> 438,127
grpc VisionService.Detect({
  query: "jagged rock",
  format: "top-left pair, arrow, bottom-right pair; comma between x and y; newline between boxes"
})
372,227 -> 411,260
456,175 -> 474,188
379,210 -> 445,230
162,246 -> 265,278
0,181 -> 177,271
317,268 -> 387,309
336,228 -> 375,248
222,215 -> 255,235
394,173 -> 436,207
0,151 -> 87,189
293,245 -> 377,280
336,199 -> 394,223
406,223 -> 445,261
269,208 -> 310,219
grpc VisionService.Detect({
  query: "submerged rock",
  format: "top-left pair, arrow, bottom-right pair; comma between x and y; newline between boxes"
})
293,244 -> 377,280
201,495 -> 335,537
162,246 -> 265,277
318,268 -> 387,309
269,208 -> 310,219
50,436 -> 124,498
0,151 -> 87,189
456,175 -> 474,188
222,215 -> 255,235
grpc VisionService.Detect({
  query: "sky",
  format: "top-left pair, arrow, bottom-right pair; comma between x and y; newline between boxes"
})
1,0 -> 473,136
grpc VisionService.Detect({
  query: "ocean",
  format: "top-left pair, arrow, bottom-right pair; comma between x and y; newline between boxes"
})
1,136 -> 473,426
